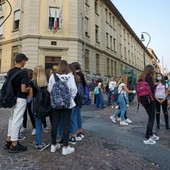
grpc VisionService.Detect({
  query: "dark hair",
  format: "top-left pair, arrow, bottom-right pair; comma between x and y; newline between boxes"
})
138,65 -> 154,81
156,72 -> 166,85
27,69 -> 33,80
72,62 -> 81,71
15,53 -> 28,63
57,60 -> 70,74
164,75 -> 169,81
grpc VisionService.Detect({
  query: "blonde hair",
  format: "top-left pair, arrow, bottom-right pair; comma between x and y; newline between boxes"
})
32,65 -> 47,87
116,75 -> 128,87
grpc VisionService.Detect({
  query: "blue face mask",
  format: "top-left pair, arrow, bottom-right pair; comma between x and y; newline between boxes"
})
157,77 -> 162,81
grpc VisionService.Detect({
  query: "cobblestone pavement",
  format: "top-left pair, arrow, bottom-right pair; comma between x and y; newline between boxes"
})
0,99 -> 165,170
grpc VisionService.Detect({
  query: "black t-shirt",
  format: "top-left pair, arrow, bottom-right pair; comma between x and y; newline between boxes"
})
8,67 -> 29,99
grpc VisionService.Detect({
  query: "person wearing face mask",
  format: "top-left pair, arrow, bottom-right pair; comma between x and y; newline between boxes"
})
155,73 -> 169,130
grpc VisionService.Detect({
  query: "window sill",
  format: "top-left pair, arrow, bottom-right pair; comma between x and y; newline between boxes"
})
12,29 -> 19,33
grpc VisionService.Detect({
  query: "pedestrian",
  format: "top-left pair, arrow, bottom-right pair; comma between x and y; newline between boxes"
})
155,73 -> 169,129
4,53 -> 29,153
88,79 -> 95,104
20,69 -> 36,136
138,65 -> 159,144
30,65 -> 50,151
48,60 -> 77,155
109,77 -> 117,108
110,75 -> 135,125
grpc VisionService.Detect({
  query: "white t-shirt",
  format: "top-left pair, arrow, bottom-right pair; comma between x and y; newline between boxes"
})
109,81 -> 117,91
118,83 -> 126,96
155,83 -> 168,99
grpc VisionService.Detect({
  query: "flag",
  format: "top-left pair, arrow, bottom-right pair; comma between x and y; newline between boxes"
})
59,5 -> 63,24
49,9 -> 53,30
53,9 -> 58,31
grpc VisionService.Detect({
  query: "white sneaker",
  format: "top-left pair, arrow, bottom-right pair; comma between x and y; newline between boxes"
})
75,135 -> 82,142
111,105 -> 114,108
62,146 -> 75,155
120,121 -> 128,126
115,105 -> 119,109
143,138 -> 156,145
51,144 -> 61,153
126,104 -> 130,107
150,134 -> 159,141
117,117 -> 121,121
20,127 -> 26,133
125,118 -> 132,124
44,127 -> 50,132
110,116 -> 116,123
80,133 -> 84,139
31,128 -> 36,136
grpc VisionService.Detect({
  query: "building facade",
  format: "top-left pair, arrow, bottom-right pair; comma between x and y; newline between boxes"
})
0,0 -> 153,81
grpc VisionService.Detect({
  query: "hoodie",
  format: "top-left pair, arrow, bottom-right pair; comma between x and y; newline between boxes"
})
48,72 -> 77,109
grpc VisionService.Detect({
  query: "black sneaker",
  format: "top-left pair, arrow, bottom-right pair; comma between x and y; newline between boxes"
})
69,137 -> 76,145
4,141 -> 12,150
8,142 -> 27,153
38,143 -> 49,152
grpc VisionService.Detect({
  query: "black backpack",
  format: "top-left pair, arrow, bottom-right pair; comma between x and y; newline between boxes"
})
32,82 -> 51,118
0,69 -> 23,108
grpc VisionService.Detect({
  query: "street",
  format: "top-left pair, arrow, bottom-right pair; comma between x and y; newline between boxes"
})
0,97 -> 170,170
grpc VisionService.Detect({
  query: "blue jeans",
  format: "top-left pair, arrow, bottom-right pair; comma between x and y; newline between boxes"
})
107,90 -> 112,105
35,117 -> 43,145
96,90 -> 104,108
77,106 -> 82,129
113,94 -> 127,121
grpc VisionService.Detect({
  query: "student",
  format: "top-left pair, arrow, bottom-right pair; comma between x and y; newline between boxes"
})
138,65 -> 159,145
109,77 -> 117,108
4,53 -> 29,153
48,60 -> 77,155
30,65 -> 50,151
110,75 -> 135,125
155,73 -> 169,129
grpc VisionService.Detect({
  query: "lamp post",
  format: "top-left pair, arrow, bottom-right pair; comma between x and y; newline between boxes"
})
0,0 -> 12,27
141,32 -> 151,67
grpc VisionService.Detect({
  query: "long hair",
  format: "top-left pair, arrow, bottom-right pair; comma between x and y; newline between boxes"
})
116,75 -> 128,87
138,65 -> 154,82
57,60 -> 70,74
156,72 -> 166,85
32,65 -> 47,87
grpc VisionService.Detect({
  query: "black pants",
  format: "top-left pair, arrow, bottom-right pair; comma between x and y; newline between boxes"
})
51,109 -> 72,147
23,101 -> 36,129
143,101 -> 155,139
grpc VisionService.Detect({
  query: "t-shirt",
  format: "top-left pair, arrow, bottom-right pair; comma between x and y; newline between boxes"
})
118,83 -> 126,96
155,83 -> 168,99
109,81 -> 117,91
8,67 -> 29,99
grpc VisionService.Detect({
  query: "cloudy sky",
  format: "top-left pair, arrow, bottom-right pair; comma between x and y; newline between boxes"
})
111,0 -> 170,73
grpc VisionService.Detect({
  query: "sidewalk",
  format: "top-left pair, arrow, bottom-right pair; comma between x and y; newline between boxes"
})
0,103 -> 161,170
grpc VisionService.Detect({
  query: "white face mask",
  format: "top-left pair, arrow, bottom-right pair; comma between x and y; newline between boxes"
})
157,77 -> 162,81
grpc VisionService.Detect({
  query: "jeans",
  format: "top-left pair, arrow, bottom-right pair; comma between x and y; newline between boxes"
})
70,106 -> 78,134
35,117 -> 43,145
23,101 -> 36,129
8,98 -> 27,141
143,101 -> 155,139
51,109 -> 72,147
96,90 -> 104,108
77,106 -> 82,129
107,90 -> 112,105
113,94 -> 126,121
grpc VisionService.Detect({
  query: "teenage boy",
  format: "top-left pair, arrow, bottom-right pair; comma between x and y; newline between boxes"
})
4,53 -> 29,153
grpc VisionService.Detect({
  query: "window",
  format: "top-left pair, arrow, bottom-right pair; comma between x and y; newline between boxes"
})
96,54 -> 99,73
12,46 -> 19,67
0,17 -> 4,35
114,61 -> 117,76
124,47 -> 127,59
85,17 -> 89,37
106,33 -> 109,48
95,0 -> 98,14
85,49 -> 89,71
107,58 -> 110,75
111,60 -> 113,76
113,38 -> 116,52
110,36 -> 112,50
105,9 -> 108,22
95,25 -> 99,42
49,7 -> 60,30
112,16 -> 115,29
13,10 -> 20,30
109,12 -> 111,25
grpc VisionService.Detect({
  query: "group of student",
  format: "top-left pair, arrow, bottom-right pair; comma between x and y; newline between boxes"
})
109,64 -> 170,145
3,53 -> 88,155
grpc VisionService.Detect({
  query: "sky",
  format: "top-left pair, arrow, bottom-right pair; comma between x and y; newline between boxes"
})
111,0 -> 170,73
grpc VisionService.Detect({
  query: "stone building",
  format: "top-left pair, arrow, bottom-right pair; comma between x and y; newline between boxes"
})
0,0 -> 153,82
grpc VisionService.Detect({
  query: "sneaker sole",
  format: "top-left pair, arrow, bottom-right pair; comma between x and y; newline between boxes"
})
38,144 -> 50,152
62,150 -> 75,156
68,141 -> 76,145
8,148 -> 27,153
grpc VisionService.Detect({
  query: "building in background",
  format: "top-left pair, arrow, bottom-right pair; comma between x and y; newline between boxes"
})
0,0 -> 155,82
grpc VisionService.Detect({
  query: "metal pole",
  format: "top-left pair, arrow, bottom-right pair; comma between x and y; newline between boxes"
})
141,32 -> 151,67
0,0 -> 12,27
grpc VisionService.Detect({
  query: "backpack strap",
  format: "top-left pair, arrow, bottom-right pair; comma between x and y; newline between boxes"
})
53,73 -> 60,82
8,69 -> 23,81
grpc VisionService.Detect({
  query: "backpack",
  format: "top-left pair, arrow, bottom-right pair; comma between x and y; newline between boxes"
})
111,83 -> 123,103
84,85 -> 91,105
0,69 -> 23,108
94,86 -> 99,95
32,82 -> 51,118
136,80 -> 154,105
75,82 -> 88,106
50,73 -> 71,109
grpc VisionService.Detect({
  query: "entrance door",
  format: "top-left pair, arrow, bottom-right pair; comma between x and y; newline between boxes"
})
45,56 -> 61,70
